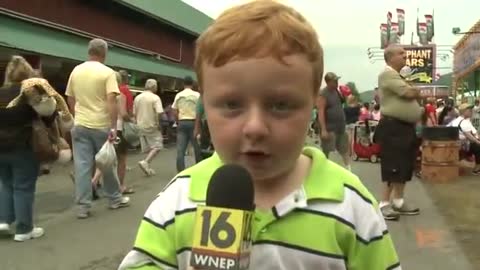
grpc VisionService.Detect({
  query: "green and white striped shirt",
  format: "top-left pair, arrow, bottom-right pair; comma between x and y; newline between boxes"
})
119,147 -> 401,270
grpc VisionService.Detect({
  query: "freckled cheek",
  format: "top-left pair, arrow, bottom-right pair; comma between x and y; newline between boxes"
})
206,115 -> 241,147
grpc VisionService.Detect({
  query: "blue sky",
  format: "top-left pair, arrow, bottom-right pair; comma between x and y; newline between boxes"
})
182,0 -> 479,92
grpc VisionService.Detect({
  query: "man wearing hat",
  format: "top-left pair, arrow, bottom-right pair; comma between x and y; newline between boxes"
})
448,103 -> 480,175
317,72 -> 351,171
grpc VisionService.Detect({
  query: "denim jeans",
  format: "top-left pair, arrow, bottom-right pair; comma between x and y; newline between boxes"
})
176,120 -> 201,172
71,126 -> 122,210
0,148 -> 39,234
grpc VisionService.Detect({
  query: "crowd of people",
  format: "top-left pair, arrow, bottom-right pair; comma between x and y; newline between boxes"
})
1,1 -> 476,270
0,37 -> 207,241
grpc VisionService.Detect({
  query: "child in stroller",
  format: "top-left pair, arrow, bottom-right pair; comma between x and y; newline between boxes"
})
352,120 -> 381,163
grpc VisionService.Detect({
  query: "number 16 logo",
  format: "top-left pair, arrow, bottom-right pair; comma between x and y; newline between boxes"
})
192,206 -> 246,253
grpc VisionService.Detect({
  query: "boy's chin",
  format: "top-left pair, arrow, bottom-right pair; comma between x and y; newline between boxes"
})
243,165 -> 285,184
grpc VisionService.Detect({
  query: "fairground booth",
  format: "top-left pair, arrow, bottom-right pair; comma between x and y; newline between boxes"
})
453,20 -> 480,102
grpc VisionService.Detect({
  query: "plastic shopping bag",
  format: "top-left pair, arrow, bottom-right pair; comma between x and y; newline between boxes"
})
123,122 -> 140,147
95,140 -> 117,171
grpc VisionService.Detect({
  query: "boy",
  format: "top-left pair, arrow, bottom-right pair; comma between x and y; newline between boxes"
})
119,1 -> 401,269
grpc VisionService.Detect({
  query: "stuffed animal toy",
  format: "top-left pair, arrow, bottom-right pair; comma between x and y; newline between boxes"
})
7,78 -> 73,165
8,78 -> 74,131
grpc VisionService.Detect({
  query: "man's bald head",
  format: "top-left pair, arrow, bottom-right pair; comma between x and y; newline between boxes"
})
384,45 -> 401,61
384,44 -> 406,71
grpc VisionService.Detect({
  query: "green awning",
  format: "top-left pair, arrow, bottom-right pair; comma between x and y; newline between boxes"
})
0,15 -> 196,79
114,0 -> 212,36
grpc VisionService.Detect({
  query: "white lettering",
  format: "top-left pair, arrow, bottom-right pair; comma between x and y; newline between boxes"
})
193,254 -> 209,265
226,259 -> 235,269
210,256 -> 219,268
192,254 -> 237,269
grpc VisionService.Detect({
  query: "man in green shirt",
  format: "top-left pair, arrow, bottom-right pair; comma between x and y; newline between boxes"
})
376,45 -> 422,221
194,98 -> 212,160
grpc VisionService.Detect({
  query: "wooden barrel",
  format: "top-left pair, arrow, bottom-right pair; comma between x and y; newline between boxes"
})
421,140 -> 460,183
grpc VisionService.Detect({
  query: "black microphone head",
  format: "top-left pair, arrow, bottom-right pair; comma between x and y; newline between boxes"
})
206,164 -> 255,211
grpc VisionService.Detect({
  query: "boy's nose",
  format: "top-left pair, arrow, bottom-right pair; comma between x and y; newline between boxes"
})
242,108 -> 269,140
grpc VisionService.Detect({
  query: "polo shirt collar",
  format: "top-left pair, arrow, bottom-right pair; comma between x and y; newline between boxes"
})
188,147 -> 345,216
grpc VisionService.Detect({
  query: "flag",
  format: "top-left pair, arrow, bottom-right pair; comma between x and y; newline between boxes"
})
380,23 -> 388,49
418,22 -> 428,45
431,10 -> 435,40
389,22 -> 400,44
397,8 -> 405,36
425,14 -> 434,42
387,12 -> 393,44
416,8 -> 420,37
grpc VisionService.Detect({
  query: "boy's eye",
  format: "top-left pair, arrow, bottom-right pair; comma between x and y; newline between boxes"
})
270,101 -> 291,112
223,100 -> 242,110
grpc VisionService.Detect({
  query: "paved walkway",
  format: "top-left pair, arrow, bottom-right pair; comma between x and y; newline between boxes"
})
352,158 -> 474,270
0,148 -> 475,269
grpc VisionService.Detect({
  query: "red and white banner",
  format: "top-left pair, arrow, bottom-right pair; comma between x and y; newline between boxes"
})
380,23 -> 388,49
397,9 -> 405,36
425,14 -> 434,42
418,22 -> 428,45
389,22 -> 399,44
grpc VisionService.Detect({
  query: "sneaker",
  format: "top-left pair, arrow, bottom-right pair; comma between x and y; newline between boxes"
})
76,209 -> 90,219
381,204 -> 400,221
472,169 -> 480,175
147,168 -> 156,176
138,160 -> 151,176
392,202 -> 420,216
0,223 -> 13,235
110,196 -> 130,209
14,227 -> 44,242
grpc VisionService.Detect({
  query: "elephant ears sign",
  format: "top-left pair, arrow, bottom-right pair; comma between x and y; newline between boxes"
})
402,45 -> 436,84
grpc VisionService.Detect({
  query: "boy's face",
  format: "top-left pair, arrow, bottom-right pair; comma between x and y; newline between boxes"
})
202,55 -> 316,182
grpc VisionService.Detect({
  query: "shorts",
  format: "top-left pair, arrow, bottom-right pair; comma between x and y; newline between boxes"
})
139,131 -> 163,153
376,116 -> 417,183
346,123 -> 356,135
321,131 -> 349,155
115,131 -> 129,155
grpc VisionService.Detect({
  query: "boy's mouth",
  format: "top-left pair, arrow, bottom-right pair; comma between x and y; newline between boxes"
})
242,151 -> 271,159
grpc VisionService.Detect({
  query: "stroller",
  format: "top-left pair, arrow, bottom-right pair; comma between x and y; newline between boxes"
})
351,120 -> 381,163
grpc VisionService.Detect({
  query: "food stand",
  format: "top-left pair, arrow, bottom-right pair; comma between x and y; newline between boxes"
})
417,85 -> 450,99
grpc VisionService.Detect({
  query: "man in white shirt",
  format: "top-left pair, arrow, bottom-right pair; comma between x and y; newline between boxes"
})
66,39 -> 130,219
134,79 -> 164,176
448,103 -> 480,174
172,76 -> 201,172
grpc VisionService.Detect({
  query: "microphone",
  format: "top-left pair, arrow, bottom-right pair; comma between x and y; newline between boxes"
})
190,164 -> 254,270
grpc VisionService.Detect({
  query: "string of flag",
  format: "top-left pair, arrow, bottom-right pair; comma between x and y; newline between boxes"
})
380,8 -> 434,49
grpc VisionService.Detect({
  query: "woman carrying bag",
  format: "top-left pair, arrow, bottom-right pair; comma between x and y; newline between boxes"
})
0,56 -> 57,242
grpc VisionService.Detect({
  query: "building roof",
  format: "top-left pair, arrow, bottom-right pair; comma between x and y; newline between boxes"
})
0,15 -> 195,79
453,19 -> 480,50
113,0 -> 212,36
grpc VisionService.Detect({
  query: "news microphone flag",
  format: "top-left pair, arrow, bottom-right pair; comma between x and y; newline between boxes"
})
190,164 -> 254,270
191,206 -> 252,270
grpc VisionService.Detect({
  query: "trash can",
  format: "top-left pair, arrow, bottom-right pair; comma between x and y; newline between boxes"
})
421,126 -> 459,183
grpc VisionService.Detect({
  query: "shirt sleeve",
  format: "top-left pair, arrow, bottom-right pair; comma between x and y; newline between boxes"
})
379,70 -> 412,98
319,88 -> 328,98
119,185 -> 179,270
154,96 -> 164,114
346,206 -> 401,270
65,71 -> 74,97
196,99 -> 204,117
106,71 -> 120,95
0,104 -> 36,126
460,120 -> 474,134
171,93 -> 179,109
